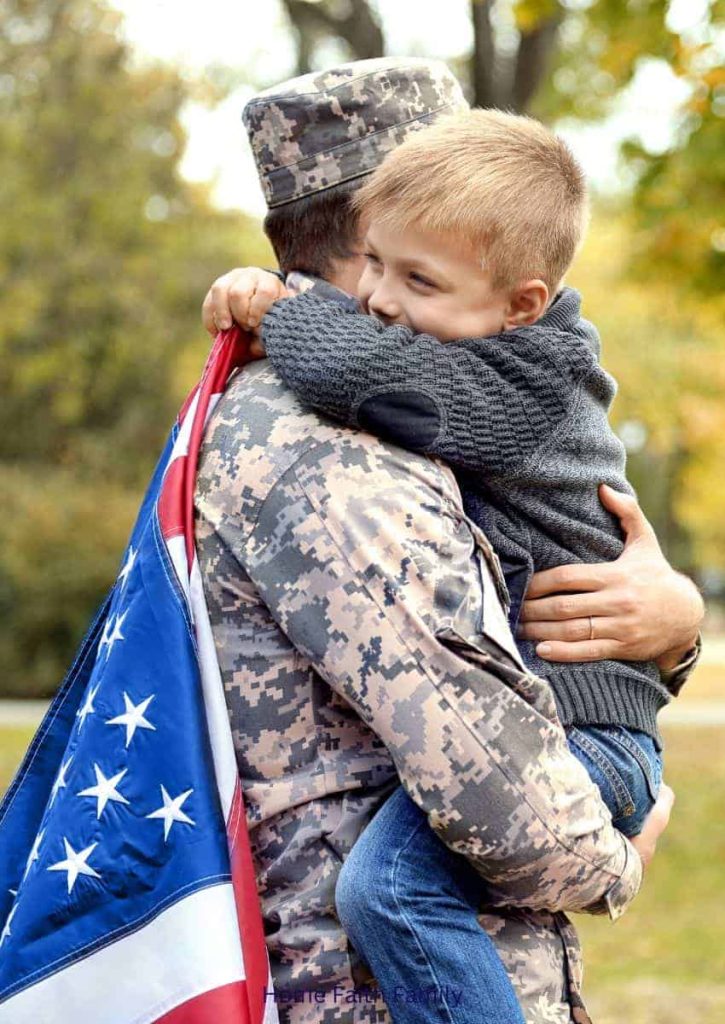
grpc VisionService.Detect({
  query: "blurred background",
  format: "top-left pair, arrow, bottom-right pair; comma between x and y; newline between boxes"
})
0,1 -> 723,1020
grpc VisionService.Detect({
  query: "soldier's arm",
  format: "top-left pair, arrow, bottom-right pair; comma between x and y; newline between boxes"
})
242,437 -> 642,919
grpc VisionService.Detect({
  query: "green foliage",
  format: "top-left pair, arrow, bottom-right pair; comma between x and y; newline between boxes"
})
569,210 -> 725,571
0,0 -> 273,696
0,465 -> 139,697
529,0 -> 725,299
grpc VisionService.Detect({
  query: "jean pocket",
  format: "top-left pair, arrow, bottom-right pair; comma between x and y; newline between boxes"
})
566,726 -> 662,833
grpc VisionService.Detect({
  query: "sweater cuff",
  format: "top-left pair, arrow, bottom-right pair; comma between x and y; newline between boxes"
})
586,834 -> 643,921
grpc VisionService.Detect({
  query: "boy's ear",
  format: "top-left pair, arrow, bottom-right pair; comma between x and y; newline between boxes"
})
503,279 -> 549,330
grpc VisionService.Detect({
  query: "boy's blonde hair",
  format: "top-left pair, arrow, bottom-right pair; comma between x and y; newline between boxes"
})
353,108 -> 589,294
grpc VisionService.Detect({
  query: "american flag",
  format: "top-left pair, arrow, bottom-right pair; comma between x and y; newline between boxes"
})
0,328 -> 278,1024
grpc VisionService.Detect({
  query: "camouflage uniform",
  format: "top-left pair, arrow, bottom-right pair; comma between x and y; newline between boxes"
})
196,59 -> 643,1024
194,361 -> 642,1024
242,57 -> 468,208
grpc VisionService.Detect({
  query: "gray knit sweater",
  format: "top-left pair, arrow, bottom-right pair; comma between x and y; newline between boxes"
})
262,287 -> 670,746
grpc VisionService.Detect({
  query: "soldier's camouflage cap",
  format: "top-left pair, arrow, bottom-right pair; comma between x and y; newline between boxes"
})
243,57 -> 468,209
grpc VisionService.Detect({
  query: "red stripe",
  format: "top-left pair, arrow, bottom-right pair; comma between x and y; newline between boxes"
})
155,980 -> 252,1024
183,327 -> 251,567
158,456 -> 186,540
228,782 -> 269,1024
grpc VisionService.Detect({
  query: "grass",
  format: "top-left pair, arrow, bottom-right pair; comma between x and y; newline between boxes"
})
576,723 -> 725,1023
1,720 -> 723,1022
677,657 -> 725,703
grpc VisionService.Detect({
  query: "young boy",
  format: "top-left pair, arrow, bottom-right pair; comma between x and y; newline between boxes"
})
225,109 -> 668,1022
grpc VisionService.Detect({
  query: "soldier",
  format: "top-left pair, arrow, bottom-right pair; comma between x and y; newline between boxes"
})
195,59 -> 701,1024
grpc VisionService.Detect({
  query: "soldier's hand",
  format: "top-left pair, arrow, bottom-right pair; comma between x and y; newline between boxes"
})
518,485 -> 703,666
201,267 -> 289,339
629,783 -> 675,870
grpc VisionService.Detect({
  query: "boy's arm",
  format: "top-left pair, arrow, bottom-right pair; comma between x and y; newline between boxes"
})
261,292 -> 582,476
200,268 -> 703,673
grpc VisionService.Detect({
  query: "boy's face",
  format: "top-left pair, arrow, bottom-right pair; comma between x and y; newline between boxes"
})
358,221 -> 509,341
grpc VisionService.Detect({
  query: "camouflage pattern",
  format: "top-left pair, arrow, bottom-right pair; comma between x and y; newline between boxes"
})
194,361 -> 643,1024
243,57 -> 468,208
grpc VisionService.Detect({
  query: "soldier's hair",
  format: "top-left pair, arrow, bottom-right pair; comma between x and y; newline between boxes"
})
352,109 -> 589,294
263,179 -> 363,279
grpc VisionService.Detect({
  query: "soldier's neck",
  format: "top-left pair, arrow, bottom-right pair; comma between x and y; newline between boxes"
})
326,252 -> 366,297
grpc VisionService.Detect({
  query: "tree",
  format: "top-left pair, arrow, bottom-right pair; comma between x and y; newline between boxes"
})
0,0 -> 272,696
277,1 -> 723,303
280,0 -> 384,74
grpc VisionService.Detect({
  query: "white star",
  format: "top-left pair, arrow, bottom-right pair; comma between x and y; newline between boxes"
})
104,610 -> 128,660
146,786 -> 195,842
0,904 -> 18,948
106,692 -> 156,748
97,616 -> 114,659
117,546 -> 137,590
77,764 -> 129,819
22,829 -> 45,881
76,683 -> 100,730
49,756 -> 73,807
47,838 -> 101,894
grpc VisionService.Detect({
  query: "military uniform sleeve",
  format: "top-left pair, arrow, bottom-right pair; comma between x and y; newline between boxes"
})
262,293 -> 590,475
660,636 -> 702,697
240,435 -> 641,919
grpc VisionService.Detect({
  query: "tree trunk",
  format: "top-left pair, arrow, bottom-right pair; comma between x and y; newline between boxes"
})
470,0 -> 498,107
511,14 -> 562,113
280,0 -> 384,76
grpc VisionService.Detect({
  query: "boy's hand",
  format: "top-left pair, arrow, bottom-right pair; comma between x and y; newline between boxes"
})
518,485 -> 703,667
629,783 -> 675,870
201,267 -> 289,342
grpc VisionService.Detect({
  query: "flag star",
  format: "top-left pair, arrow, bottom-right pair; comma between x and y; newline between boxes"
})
117,546 -> 137,590
104,610 -> 129,660
146,786 -> 195,842
78,765 -> 129,819
22,829 -> 45,881
97,616 -> 114,659
48,838 -> 101,894
106,692 -> 156,748
49,756 -> 73,807
76,683 -> 100,730
0,904 -> 18,948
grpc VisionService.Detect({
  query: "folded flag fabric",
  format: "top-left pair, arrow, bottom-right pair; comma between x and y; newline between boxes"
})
0,328 -> 278,1024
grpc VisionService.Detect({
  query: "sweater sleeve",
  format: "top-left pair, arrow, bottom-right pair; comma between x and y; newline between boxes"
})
262,291 -> 590,475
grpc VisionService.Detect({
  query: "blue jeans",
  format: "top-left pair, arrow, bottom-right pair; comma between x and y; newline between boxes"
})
336,726 -> 662,1024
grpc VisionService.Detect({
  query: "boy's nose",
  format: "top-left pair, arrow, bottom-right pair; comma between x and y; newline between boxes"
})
367,284 -> 402,324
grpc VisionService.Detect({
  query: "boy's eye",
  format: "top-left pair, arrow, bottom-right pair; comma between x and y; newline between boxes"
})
364,252 -> 381,266
409,272 -> 436,289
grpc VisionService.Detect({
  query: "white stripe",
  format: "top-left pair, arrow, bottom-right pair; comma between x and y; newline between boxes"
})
165,535 -> 190,604
189,556 -> 238,821
0,884 -> 244,1024
169,390 -> 201,464
204,391 -> 222,429
263,966 -> 280,1024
